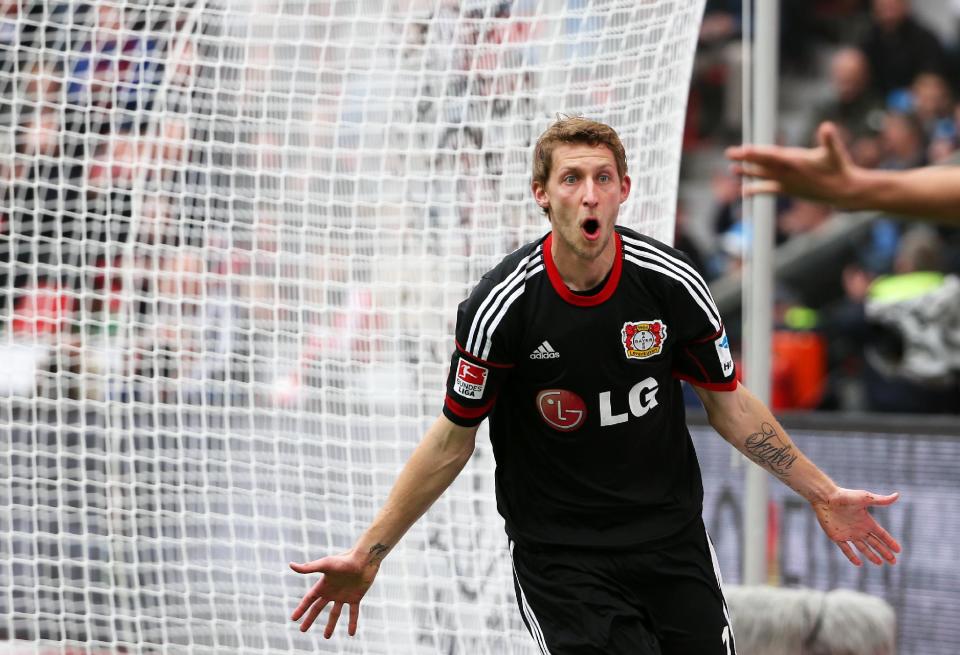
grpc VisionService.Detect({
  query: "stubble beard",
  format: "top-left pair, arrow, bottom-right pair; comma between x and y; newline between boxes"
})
557,223 -> 610,262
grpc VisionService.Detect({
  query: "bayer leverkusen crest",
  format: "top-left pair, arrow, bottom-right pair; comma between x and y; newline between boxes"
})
621,320 -> 667,360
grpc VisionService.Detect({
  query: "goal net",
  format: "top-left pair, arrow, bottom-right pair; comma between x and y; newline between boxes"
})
1,1 -> 704,652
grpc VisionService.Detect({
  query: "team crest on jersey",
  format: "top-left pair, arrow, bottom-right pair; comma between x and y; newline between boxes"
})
621,320 -> 667,360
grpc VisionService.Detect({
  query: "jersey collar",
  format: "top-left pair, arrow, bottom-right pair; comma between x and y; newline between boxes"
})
543,231 -> 623,307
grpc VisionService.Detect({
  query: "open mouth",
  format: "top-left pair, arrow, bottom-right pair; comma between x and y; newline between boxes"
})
581,218 -> 601,241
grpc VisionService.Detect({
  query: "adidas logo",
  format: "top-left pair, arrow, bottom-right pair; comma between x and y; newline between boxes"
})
529,340 -> 560,360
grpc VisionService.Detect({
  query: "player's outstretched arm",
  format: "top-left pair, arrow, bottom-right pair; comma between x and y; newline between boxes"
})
693,383 -> 901,567
726,121 -> 960,222
290,415 -> 479,637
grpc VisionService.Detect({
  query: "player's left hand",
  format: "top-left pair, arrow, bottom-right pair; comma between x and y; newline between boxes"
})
811,488 -> 901,566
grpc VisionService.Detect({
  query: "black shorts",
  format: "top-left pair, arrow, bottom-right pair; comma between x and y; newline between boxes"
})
509,518 -> 736,655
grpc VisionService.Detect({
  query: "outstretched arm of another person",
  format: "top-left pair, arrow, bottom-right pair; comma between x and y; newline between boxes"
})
693,382 -> 901,567
289,415 -> 479,637
726,121 -> 960,222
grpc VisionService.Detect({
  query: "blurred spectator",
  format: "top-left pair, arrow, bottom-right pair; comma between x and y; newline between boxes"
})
0,2 -> 69,124
19,60 -> 63,111
927,100 -> 960,163
804,47 -> 884,146
0,2 -> 196,410
779,0 -> 827,74
689,0 -> 742,144
2,107 -> 82,313
710,169 -> 743,238
778,200 -> 832,239
708,170 -> 744,276
810,0 -> 873,45
948,0 -> 960,96
673,201 -> 710,280
878,111 -> 926,170
66,2 -> 164,134
859,0 -> 947,101
700,0 -> 741,45
708,168 -> 809,279
861,226 -> 960,412
87,127 -> 140,192
816,259 -> 877,410
855,109 -> 928,275
909,71 -> 954,143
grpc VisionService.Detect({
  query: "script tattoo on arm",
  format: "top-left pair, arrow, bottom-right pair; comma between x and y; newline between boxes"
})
368,543 -> 390,565
744,423 -> 798,477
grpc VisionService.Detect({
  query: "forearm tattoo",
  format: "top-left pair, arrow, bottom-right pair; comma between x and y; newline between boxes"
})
368,543 -> 390,564
744,423 -> 798,477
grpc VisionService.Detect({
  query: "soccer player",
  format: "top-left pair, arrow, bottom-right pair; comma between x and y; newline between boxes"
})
727,121 -> 960,222
290,117 -> 901,654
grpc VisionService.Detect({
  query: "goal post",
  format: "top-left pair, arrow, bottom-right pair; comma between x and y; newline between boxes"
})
1,1 -> 705,652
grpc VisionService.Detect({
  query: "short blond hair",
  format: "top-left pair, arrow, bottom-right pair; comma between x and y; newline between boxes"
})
532,117 -> 627,192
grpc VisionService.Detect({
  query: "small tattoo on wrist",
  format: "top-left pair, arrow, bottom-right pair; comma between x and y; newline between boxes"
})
368,543 -> 389,564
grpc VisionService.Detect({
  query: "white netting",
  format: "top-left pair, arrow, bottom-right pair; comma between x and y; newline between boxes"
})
0,1 -> 704,653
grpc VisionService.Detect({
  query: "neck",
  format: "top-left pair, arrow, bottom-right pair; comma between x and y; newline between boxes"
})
550,233 -> 617,291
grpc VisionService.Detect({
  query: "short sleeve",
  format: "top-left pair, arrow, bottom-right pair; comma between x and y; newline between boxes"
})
443,274 -> 519,426
666,251 -> 737,391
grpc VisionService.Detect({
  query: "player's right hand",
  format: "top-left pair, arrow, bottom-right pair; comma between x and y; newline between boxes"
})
289,551 -> 380,638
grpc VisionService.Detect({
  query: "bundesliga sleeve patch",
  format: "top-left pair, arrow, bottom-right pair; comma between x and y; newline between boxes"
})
453,358 -> 489,399
621,320 -> 667,360
715,329 -> 734,376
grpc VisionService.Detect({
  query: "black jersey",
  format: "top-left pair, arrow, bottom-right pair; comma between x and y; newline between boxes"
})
443,225 -> 737,549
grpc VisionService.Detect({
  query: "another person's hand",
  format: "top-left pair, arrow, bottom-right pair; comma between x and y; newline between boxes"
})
728,121 -> 960,221
811,488 -> 901,566
289,550 -> 380,637
726,122 -> 861,208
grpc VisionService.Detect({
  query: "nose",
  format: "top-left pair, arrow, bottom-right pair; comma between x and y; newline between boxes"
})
582,179 -> 598,208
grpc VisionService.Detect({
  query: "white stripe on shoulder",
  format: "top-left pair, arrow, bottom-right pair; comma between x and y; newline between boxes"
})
465,245 -> 542,355
624,253 -> 722,332
470,252 -> 543,358
622,237 -> 721,331
473,257 -> 542,358
621,235 -> 710,286
480,283 -> 526,360
621,236 -> 720,325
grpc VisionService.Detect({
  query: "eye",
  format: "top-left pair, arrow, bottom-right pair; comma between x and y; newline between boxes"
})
562,174 -> 577,184
598,174 -> 611,183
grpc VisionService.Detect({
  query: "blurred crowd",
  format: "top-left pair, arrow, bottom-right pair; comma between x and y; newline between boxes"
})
682,0 -> 960,414
3,2 -> 162,310
2,0 -> 956,414
0,2 -> 212,400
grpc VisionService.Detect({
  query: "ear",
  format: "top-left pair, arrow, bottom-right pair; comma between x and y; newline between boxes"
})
532,180 -> 551,214
619,174 -> 631,204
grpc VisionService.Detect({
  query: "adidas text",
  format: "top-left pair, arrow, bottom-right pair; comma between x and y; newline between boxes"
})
530,341 -> 560,359
530,351 -> 560,360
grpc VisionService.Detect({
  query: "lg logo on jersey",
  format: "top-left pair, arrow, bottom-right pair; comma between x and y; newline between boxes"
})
536,378 -> 659,431
599,377 -> 659,426
536,389 -> 587,431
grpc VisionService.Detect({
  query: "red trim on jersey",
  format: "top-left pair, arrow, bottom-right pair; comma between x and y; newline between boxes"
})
689,326 -> 725,344
543,232 -> 623,307
444,394 -> 495,419
674,373 -> 739,392
455,340 -> 515,368
681,346 -> 711,380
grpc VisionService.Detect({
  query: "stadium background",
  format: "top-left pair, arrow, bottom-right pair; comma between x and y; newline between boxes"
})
1,0 -> 958,653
